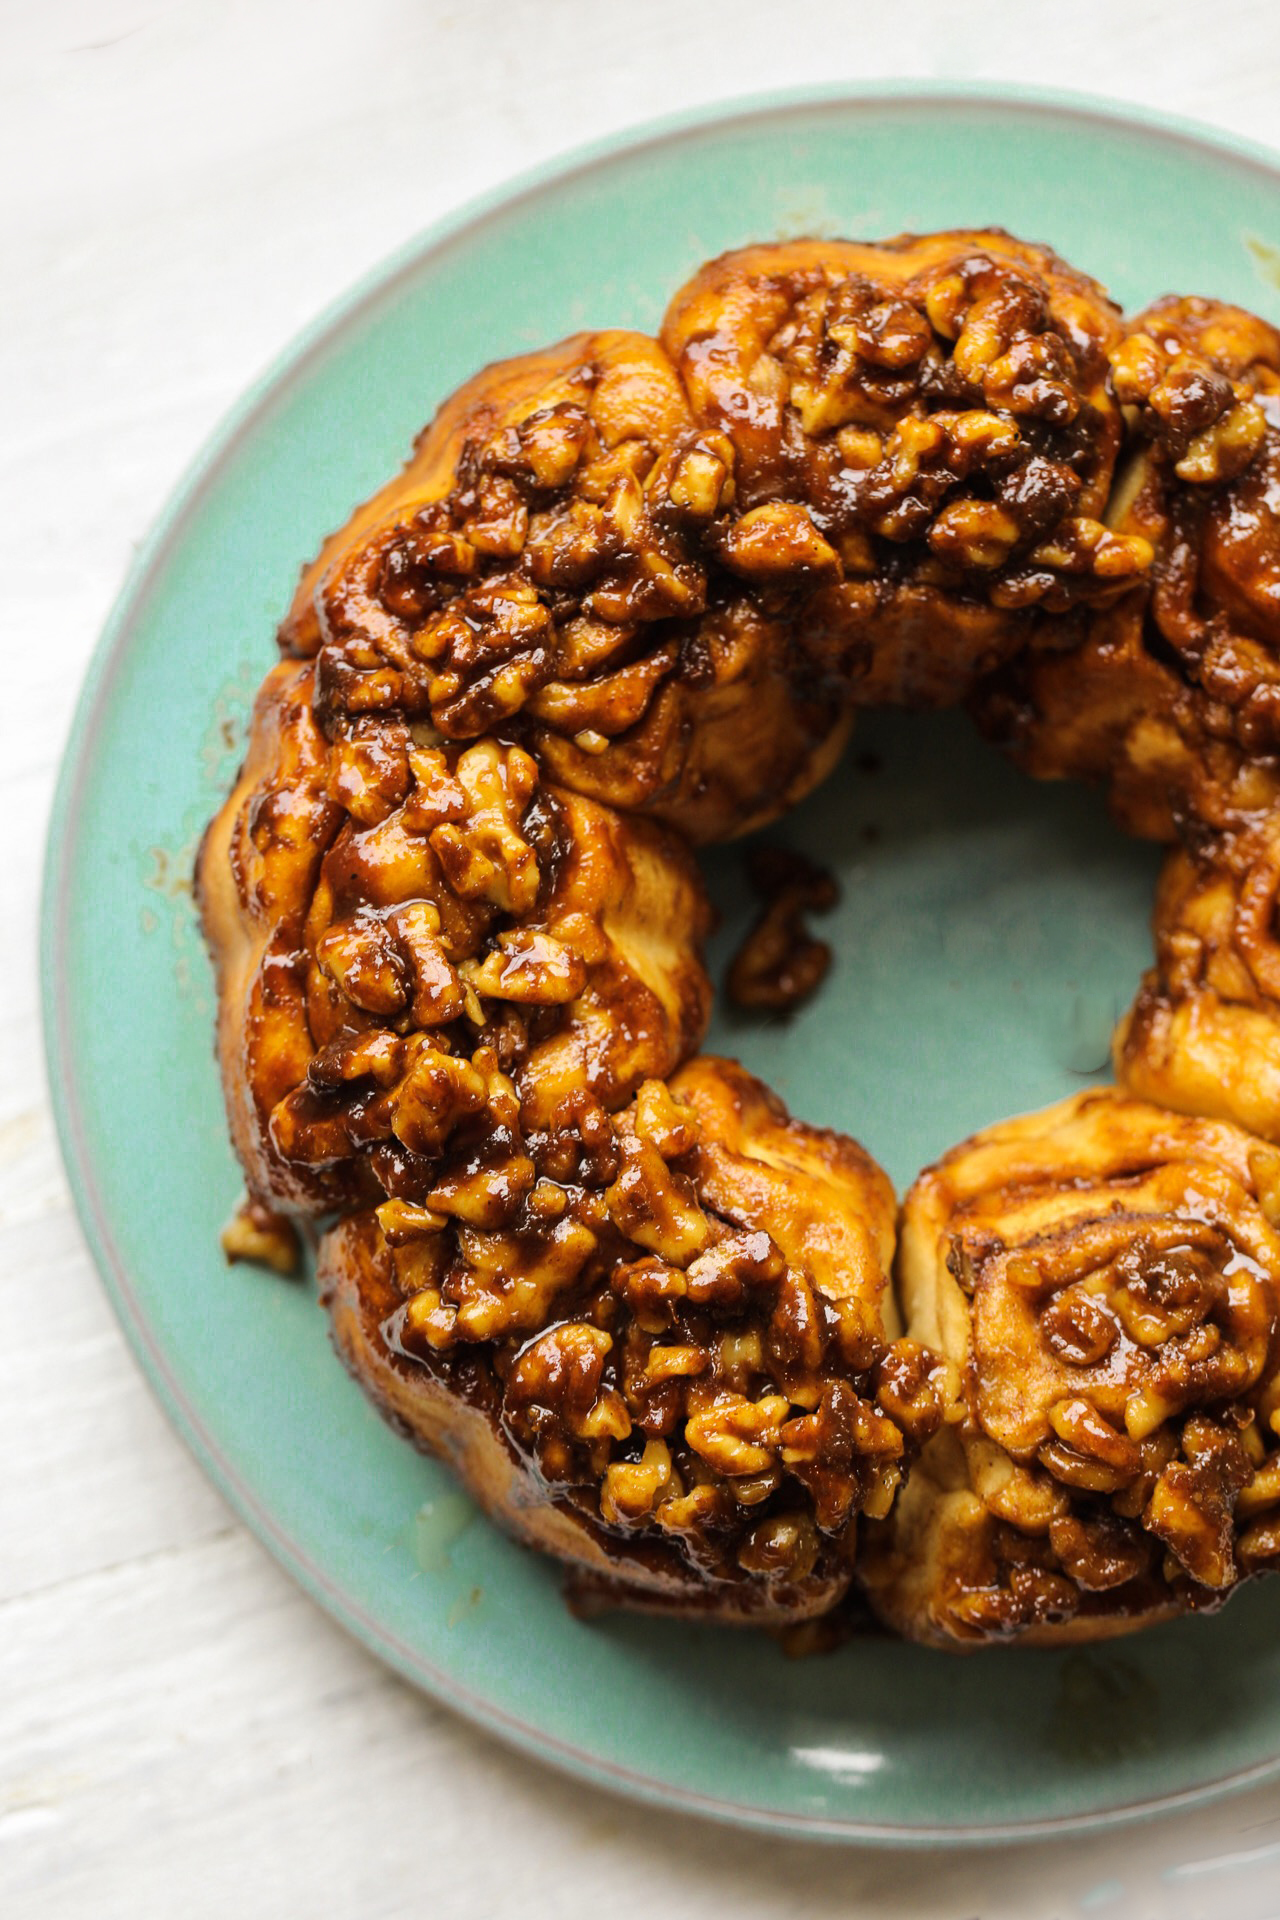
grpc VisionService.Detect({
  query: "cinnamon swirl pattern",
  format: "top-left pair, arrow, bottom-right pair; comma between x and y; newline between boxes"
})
860,1091 -> 1280,1646
198,229 -> 1280,1641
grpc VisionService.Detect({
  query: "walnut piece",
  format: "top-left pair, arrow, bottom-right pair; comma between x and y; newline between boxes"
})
727,846 -> 838,1014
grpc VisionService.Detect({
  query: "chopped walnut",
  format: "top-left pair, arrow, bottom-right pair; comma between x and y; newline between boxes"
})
1144,1417 -> 1252,1588
429,740 -> 540,913
727,845 -> 838,1014
389,1042 -> 489,1159
738,1512 -> 820,1582
328,721 -> 412,826
605,1097 -> 712,1265
462,928 -> 586,1005
221,1197 -> 301,1276
316,909 -> 409,1017
601,1438 -> 675,1524
717,502 -> 840,580
1110,326 -> 1268,484
506,1321 -> 631,1468
685,1392 -> 789,1477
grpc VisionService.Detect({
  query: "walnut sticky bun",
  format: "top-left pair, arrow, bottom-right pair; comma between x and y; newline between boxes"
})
323,1059 -> 944,1621
861,1091 -> 1280,1646
277,330 -> 852,845
663,232 -> 1148,707
198,227 -> 1280,1640
977,296 -> 1280,836
199,657 -> 712,1213
1116,812 -> 1280,1142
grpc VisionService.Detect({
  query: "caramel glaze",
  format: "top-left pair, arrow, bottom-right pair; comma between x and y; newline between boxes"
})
324,1058 -> 942,1623
197,229 -> 1280,1638
662,232 -> 1146,706
861,1090 -> 1280,1647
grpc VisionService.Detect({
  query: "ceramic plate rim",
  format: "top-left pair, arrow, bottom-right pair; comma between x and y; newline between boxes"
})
40,79 -> 1280,1846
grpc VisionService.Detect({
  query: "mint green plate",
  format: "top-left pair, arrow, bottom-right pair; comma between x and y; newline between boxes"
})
43,85 -> 1280,1843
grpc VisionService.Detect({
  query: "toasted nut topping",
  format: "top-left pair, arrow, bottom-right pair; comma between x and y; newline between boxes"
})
429,740 -> 540,913
718,502 -> 840,579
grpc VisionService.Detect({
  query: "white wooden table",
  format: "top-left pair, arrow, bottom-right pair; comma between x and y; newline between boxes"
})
8,5 -> 1280,1913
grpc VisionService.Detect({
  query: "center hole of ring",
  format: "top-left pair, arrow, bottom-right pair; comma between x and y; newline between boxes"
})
701,704 -> 1162,1192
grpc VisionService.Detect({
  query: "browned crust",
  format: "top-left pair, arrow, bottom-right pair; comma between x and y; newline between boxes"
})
195,659 -> 354,1210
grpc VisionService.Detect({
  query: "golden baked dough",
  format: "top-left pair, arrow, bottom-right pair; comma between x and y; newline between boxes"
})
1117,817 -> 1280,1140
198,228 -> 1280,1639
861,1090 -> 1280,1647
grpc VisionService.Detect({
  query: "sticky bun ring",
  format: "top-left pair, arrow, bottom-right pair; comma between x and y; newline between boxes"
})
197,227 -> 1280,1639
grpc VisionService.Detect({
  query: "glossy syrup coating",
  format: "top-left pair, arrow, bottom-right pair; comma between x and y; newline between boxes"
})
323,1058 -> 945,1622
200,231 -> 1280,1637
278,330 -> 852,846
977,294 -> 1280,839
198,658 -> 713,1215
861,1090 -> 1280,1647
662,231 -> 1150,706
